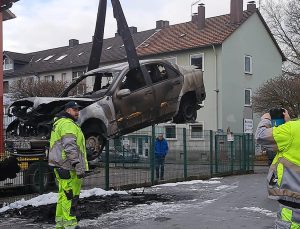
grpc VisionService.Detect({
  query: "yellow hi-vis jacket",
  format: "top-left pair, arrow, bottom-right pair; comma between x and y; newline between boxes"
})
256,118 -> 300,204
49,117 -> 88,175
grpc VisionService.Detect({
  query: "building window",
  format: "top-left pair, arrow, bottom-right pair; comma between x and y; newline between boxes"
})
61,73 -> 67,82
72,70 -> 85,81
3,81 -> 9,94
164,56 -> 177,65
71,70 -> 86,95
145,149 -> 149,157
3,57 -> 13,70
244,55 -> 253,74
56,55 -> 68,61
245,89 -> 252,106
165,125 -> 176,139
190,53 -> 204,69
45,75 -> 54,82
190,123 -> 204,140
43,55 -> 54,61
132,137 -> 136,144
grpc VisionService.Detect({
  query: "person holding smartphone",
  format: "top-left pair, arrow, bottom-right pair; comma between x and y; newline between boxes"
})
255,108 -> 300,228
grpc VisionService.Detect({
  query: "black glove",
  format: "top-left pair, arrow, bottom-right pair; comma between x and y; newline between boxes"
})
77,172 -> 85,179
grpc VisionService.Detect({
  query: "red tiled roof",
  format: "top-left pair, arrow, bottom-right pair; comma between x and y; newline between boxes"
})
137,11 -> 255,56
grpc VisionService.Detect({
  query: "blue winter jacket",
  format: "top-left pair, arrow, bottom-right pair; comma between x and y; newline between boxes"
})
154,138 -> 169,157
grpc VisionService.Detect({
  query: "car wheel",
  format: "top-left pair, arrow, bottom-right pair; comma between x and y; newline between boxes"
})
24,162 -> 52,193
86,133 -> 106,162
179,98 -> 197,122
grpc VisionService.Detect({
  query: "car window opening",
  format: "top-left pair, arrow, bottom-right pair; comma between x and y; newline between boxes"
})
121,68 -> 146,92
66,71 -> 118,97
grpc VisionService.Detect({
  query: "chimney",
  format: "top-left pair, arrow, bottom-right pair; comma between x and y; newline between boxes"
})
69,39 -> 79,47
192,13 -> 198,23
230,0 -> 243,24
197,3 -> 205,29
128,26 -> 137,34
156,20 -> 169,29
247,1 -> 256,12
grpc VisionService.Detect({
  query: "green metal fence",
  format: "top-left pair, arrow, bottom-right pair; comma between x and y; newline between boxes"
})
0,126 -> 254,204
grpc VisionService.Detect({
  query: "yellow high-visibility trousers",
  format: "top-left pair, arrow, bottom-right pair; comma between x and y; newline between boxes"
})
54,169 -> 82,229
275,204 -> 300,229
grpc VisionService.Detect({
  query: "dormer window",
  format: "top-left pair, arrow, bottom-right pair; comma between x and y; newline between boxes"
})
43,55 -> 54,61
3,57 -> 13,70
56,54 -> 68,61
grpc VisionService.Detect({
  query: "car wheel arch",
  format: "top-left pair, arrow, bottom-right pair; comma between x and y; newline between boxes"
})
81,118 -> 107,161
173,91 -> 197,123
81,118 -> 107,137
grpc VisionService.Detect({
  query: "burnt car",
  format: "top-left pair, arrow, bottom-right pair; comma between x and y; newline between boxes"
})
6,59 -> 206,160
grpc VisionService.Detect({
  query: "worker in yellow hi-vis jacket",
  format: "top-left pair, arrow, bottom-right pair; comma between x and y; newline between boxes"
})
256,109 -> 300,228
48,101 -> 88,229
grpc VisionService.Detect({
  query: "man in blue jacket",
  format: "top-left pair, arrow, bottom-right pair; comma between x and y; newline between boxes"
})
154,134 -> 169,180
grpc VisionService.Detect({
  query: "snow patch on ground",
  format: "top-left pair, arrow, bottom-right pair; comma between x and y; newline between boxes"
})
214,185 -> 238,191
80,197 -> 219,228
238,207 -> 276,218
80,202 -> 184,228
0,188 -> 127,214
154,179 -> 221,187
202,199 -> 218,204
80,188 -> 127,198
128,187 -> 147,193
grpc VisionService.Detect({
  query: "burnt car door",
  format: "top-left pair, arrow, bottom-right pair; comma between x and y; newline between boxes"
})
112,66 -> 155,133
145,62 -> 183,120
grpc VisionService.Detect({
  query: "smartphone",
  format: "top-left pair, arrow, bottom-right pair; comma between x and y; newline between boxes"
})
269,108 -> 285,127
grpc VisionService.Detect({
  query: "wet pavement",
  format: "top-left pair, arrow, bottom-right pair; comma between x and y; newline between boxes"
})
0,166 -> 277,229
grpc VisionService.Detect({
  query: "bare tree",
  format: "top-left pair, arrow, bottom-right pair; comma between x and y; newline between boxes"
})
9,78 -> 68,100
252,74 -> 300,118
263,0 -> 300,74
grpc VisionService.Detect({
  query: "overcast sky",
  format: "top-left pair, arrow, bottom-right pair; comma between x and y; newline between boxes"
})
4,0 -> 261,53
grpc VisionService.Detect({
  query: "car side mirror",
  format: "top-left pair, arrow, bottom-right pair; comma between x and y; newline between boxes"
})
117,89 -> 131,98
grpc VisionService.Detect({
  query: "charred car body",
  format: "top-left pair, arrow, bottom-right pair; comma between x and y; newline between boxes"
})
6,59 -> 205,160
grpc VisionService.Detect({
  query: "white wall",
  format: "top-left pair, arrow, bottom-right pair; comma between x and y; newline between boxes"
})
221,12 -> 283,133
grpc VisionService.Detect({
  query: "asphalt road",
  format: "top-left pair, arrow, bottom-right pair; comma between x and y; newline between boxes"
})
121,172 -> 277,229
0,166 -> 278,229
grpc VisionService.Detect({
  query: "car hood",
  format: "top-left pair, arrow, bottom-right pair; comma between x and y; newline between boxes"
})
8,97 -> 95,120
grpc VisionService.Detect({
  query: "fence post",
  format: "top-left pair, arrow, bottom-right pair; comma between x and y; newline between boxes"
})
209,130 -> 213,177
215,134 -> 219,174
250,134 -> 254,171
242,134 -> 246,171
150,125 -> 155,185
183,128 -> 187,179
105,140 -> 110,191
230,141 -> 234,174
239,136 -> 242,171
246,134 -> 250,171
